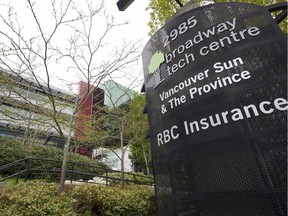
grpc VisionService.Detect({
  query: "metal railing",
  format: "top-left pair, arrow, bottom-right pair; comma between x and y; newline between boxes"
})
0,157 -> 154,186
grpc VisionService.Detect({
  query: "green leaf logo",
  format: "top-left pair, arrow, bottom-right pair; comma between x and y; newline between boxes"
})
148,51 -> 165,74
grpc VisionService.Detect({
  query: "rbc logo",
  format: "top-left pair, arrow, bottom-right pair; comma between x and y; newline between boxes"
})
157,125 -> 179,146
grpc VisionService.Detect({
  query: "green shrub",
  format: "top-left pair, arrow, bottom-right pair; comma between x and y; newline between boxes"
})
0,137 -> 29,166
107,172 -> 154,186
0,137 -> 110,177
0,182 -> 76,216
0,182 -> 156,216
67,153 -> 109,177
67,184 -> 103,215
96,185 -> 156,216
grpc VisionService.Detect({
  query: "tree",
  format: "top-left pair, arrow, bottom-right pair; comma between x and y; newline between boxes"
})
0,70 -> 72,147
126,93 -> 151,175
147,0 -> 287,36
0,0 -> 141,192
146,0 -> 190,36
79,80 -> 146,189
89,104 -> 130,189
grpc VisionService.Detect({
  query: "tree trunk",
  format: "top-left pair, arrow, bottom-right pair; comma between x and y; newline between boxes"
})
120,130 -> 125,189
141,142 -> 150,175
58,115 -> 74,192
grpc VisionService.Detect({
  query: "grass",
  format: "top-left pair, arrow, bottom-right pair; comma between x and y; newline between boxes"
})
0,175 -> 43,188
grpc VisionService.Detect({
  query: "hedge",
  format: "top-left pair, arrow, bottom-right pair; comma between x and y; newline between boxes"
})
0,137 -> 110,177
107,172 -> 154,186
0,182 -> 156,216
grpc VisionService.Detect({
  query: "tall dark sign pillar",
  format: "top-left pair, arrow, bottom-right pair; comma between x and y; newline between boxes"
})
142,3 -> 287,215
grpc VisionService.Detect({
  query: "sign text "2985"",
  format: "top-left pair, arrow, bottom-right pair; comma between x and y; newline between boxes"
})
163,16 -> 198,47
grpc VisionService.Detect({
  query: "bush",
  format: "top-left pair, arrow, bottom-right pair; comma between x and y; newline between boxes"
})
0,182 -> 76,216
0,137 -> 29,166
96,184 -> 156,216
107,172 -> 154,186
0,182 -> 156,216
0,137 -> 110,177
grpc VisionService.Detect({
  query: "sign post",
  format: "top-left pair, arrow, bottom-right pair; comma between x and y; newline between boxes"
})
142,3 -> 287,215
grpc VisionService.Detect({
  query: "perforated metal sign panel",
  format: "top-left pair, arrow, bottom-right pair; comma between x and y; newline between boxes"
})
142,2 -> 287,216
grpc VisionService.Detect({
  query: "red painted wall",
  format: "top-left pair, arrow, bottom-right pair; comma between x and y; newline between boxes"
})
75,81 -> 95,139
75,81 -> 104,142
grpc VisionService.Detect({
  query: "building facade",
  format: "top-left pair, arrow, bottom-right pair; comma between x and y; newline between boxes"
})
75,80 -> 136,170
0,69 -> 77,147
0,69 -> 135,170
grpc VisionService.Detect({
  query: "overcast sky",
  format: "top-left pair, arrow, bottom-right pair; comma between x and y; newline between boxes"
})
107,1 -> 150,44
0,0 -> 151,92
105,0 -> 151,91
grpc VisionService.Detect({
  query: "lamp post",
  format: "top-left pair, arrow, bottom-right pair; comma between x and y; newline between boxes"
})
116,0 -> 135,11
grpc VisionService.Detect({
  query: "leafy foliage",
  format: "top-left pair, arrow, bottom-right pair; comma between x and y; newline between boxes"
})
0,182 -> 155,216
0,137 -> 29,166
0,182 -> 75,216
146,0 -> 190,36
106,172 -> 154,186
147,0 -> 287,36
126,93 -> 151,174
96,184 -> 155,216
0,137 -> 109,176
